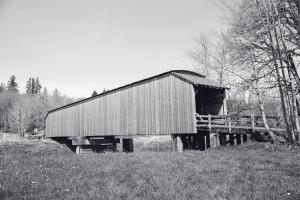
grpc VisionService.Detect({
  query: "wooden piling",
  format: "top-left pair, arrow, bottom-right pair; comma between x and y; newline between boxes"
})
206,132 -> 210,149
177,136 -> 183,152
187,135 -> 192,149
118,138 -> 123,152
214,132 -> 218,147
199,134 -> 205,151
194,134 -> 200,150
219,133 -> 226,146
251,113 -> 255,133
177,134 -> 188,152
236,134 -> 241,145
123,138 -> 134,152
112,141 -> 117,151
229,134 -> 234,146
243,134 -> 248,143
171,135 -> 177,152
228,116 -> 234,146
76,145 -> 82,154
208,114 -> 212,133
193,135 -> 196,149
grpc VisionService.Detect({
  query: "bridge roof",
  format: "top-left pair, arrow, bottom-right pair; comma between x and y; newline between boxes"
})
172,71 -> 227,89
46,70 -> 228,117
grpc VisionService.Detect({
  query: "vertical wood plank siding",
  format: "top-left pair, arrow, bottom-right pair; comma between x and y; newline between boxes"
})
46,74 -> 196,137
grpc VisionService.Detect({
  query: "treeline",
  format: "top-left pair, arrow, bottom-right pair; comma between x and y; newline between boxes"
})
189,0 -> 300,143
0,75 -> 75,135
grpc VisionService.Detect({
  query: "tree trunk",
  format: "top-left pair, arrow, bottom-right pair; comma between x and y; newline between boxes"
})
287,55 -> 300,93
267,30 -> 293,141
255,81 -> 277,141
264,0 -> 295,142
275,1 -> 299,142
272,30 -> 296,141
291,88 -> 300,141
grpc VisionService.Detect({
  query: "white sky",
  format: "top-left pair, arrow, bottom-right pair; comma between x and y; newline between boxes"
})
0,0 -> 223,98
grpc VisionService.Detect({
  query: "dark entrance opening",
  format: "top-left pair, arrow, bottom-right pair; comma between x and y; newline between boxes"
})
195,86 -> 226,115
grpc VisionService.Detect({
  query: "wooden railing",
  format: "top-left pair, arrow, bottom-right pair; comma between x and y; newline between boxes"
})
196,114 -> 286,133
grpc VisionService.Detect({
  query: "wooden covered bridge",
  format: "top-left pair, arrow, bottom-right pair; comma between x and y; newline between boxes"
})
45,70 -> 283,153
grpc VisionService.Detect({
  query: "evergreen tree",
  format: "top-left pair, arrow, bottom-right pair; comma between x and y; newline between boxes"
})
7,75 -> 18,92
31,78 -> 36,94
91,90 -> 98,97
35,77 -> 42,94
26,77 -> 35,94
102,89 -> 107,93
26,77 -> 42,95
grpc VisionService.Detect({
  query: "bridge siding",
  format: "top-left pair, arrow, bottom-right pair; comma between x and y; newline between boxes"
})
45,74 -> 197,137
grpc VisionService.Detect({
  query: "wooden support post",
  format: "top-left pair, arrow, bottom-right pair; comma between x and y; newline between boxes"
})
191,135 -> 195,149
206,132 -> 210,149
218,134 -> 222,146
208,114 -> 212,133
199,134 -> 205,151
236,134 -> 241,145
187,135 -> 192,150
190,135 -> 193,149
112,141 -> 117,152
128,138 -> 134,152
189,135 -> 194,149
180,135 -> 186,150
177,136 -> 183,152
76,145 -> 82,154
123,138 -> 134,152
171,135 -> 177,152
219,133 -> 226,146
251,113 -> 255,133
229,134 -> 234,146
214,132 -> 218,147
228,116 -> 234,146
119,138 -> 123,152
195,135 -> 200,150
243,134 -> 248,143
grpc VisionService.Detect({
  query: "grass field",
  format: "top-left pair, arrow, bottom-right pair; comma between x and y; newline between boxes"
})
0,133 -> 300,200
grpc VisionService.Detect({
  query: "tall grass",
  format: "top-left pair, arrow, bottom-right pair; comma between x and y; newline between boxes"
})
0,133 -> 300,200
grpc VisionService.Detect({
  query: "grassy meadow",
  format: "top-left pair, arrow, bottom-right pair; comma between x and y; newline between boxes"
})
0,133 -> 300,200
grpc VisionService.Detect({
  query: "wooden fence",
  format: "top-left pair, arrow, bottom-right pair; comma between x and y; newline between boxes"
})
196,114 -> 286,133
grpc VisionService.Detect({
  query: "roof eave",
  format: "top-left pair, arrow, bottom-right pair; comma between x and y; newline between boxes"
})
195,83 -> 230,90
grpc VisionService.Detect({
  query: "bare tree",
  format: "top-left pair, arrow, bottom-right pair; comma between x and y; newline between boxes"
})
188,32 -> 232,85
216,0 -> 300,142
188,33 -> 212,78
8,97 -> 33,135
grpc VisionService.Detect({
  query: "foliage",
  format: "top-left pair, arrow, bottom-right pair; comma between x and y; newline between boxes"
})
0,76 -> 75,134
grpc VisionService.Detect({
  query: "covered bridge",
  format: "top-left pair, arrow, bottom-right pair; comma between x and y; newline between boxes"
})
45,70 -> 227,153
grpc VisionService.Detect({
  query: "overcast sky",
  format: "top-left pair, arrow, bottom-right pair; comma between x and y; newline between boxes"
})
0,0 -> 223,98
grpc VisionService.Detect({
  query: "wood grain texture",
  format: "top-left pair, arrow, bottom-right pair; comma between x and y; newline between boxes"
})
46,74 -> 197,137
